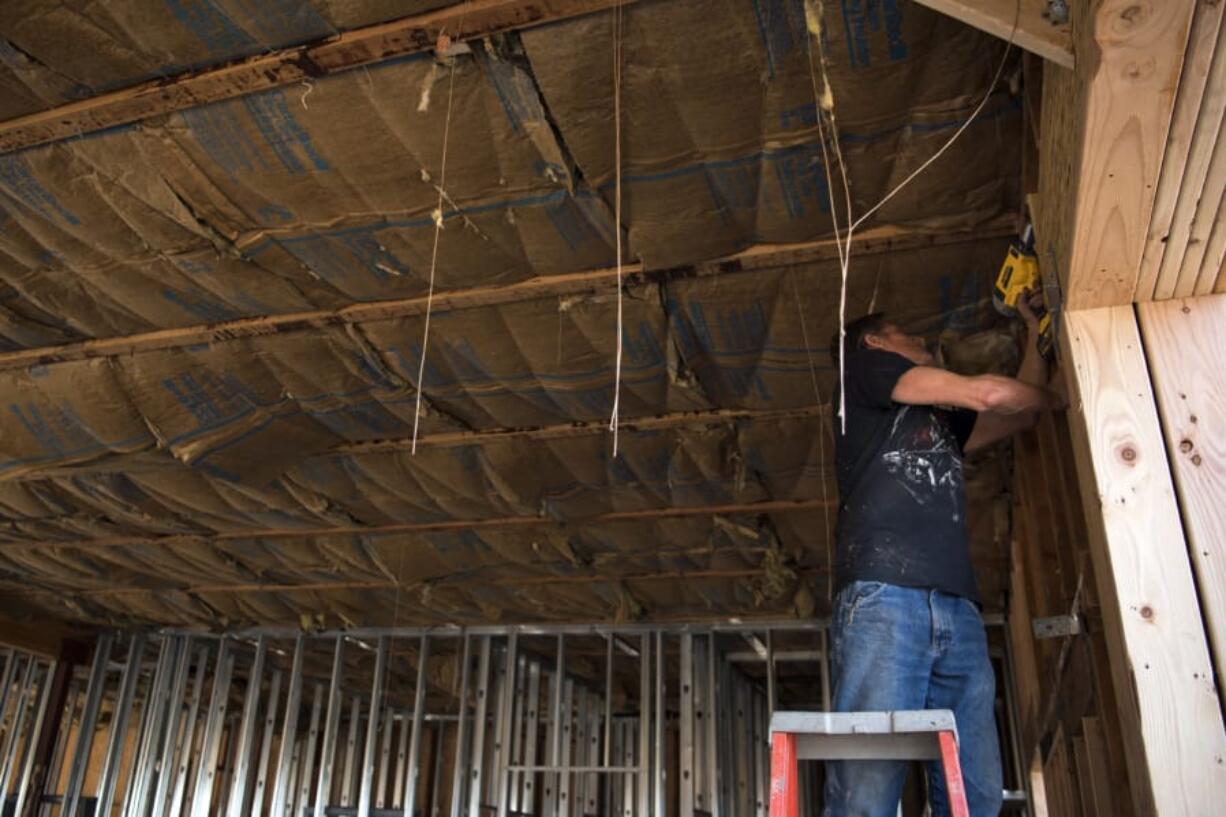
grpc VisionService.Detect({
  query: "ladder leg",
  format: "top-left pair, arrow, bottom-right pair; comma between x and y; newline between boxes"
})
937,730 -> 970,817
767,732 -> 798,817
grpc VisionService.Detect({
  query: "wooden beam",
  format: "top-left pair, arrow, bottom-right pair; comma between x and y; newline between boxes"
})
0,496 -> 837,554
1,565 -> 828,600
0,0 -> 635,154
344,405 -> 828,451
1035,0 -> 1195,309
1060,305 -> 1226,815
912,0 -> 1073,68
0,221 -> 1009,374
15,405 -> 830,483
0,617 -> 76,658
1136,294 -> 1226,711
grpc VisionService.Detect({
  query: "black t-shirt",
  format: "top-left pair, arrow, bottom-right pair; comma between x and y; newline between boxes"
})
832,348 -> 980,602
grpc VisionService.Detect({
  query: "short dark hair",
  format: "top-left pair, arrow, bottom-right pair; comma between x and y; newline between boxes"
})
830,312 -> 889,360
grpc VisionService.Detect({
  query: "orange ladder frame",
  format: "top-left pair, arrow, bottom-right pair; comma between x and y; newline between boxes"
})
768,709 -> 969,817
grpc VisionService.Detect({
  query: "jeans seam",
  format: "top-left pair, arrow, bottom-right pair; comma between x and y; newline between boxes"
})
844,581 -> 888,627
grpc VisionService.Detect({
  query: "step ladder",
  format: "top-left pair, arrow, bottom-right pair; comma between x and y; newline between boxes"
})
768,709 -> 970,817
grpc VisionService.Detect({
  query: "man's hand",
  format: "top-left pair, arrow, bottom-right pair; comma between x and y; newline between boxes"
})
1015,289 -> 1049,388
1016,289 -> 1044,332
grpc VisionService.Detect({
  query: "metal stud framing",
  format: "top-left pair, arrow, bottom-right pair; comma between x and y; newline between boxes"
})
4,618 -> 1021,817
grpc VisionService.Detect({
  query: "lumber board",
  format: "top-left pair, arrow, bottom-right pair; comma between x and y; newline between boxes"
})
911,0 -> 1073,68
1171,113 -> 1226,298
0,0 -> 636,154
0,618 -> 73,657
1060,305 -> 1226,815
1072,735 -> 1095,817
1029,754 -> 1052,817
1193,185 -> 1226,295
1174,127 -> 1226,296
1008,531 -> 1042,754
1080,717 -> 1119,817
1136,294 -> 1226,711
0,221 -> 1010,374
1138,0 -> 1226,299
1042,726 -> 1078,817
1085,631 -> 1135,817
1036,0 -> 1195,310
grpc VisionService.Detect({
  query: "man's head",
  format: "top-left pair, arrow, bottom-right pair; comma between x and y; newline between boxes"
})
832,313 -> 935,365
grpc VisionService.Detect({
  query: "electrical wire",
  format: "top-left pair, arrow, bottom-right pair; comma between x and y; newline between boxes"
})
608,2 -> 625,457
803,0 -> 1021,433
410,33 -> 463,456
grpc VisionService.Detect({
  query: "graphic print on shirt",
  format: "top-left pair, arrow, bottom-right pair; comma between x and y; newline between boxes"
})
879,406 -> 964,517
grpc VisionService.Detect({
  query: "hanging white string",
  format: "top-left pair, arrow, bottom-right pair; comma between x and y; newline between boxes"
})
802,0 -> 1020,433
411,32 -> 463,455
608,3 -> 625,457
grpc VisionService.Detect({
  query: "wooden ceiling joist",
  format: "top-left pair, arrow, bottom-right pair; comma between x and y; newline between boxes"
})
341,405 -> 828,451
0,221 -> 1011,373
12,405 -> 831,485
913,0 -> 1073,68
0,0 -> 636,154
3,566 -> 827,601
0,496 -> 836,554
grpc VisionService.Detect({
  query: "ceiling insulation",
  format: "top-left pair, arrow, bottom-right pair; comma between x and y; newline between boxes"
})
0,0 -> 1022,632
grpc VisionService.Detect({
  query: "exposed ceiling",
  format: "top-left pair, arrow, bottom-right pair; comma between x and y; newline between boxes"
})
0,0 -> 1023,633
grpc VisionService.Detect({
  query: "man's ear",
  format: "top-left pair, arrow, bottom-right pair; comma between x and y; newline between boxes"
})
862,332 -> 886,351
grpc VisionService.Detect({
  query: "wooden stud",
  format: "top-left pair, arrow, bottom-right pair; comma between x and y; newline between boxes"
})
1060,305 -> 1226,814
1079,717 -> 1119,817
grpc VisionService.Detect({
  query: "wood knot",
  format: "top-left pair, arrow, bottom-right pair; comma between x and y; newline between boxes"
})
1180,439 -> 1194,453
1192,454 -> 1203,467
1140,605 -> 1154,620
1123,57 -> 1156,81
1118,445 -> 1138,465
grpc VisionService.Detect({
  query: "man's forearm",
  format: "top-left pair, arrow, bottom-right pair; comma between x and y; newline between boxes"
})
975,374 -> 1062,414
1016,326 -> 1047,388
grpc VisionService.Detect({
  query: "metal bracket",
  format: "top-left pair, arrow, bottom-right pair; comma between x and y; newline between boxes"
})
1032,614 -> 1081,639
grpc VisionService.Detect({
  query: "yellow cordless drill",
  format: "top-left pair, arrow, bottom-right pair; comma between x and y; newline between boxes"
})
993,225 -> 1055,359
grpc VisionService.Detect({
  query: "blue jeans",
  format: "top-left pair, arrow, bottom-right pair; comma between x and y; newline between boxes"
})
823,581 -> 1003,817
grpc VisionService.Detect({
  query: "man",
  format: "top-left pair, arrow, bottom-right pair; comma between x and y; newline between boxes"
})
823,297 -> 1062,817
